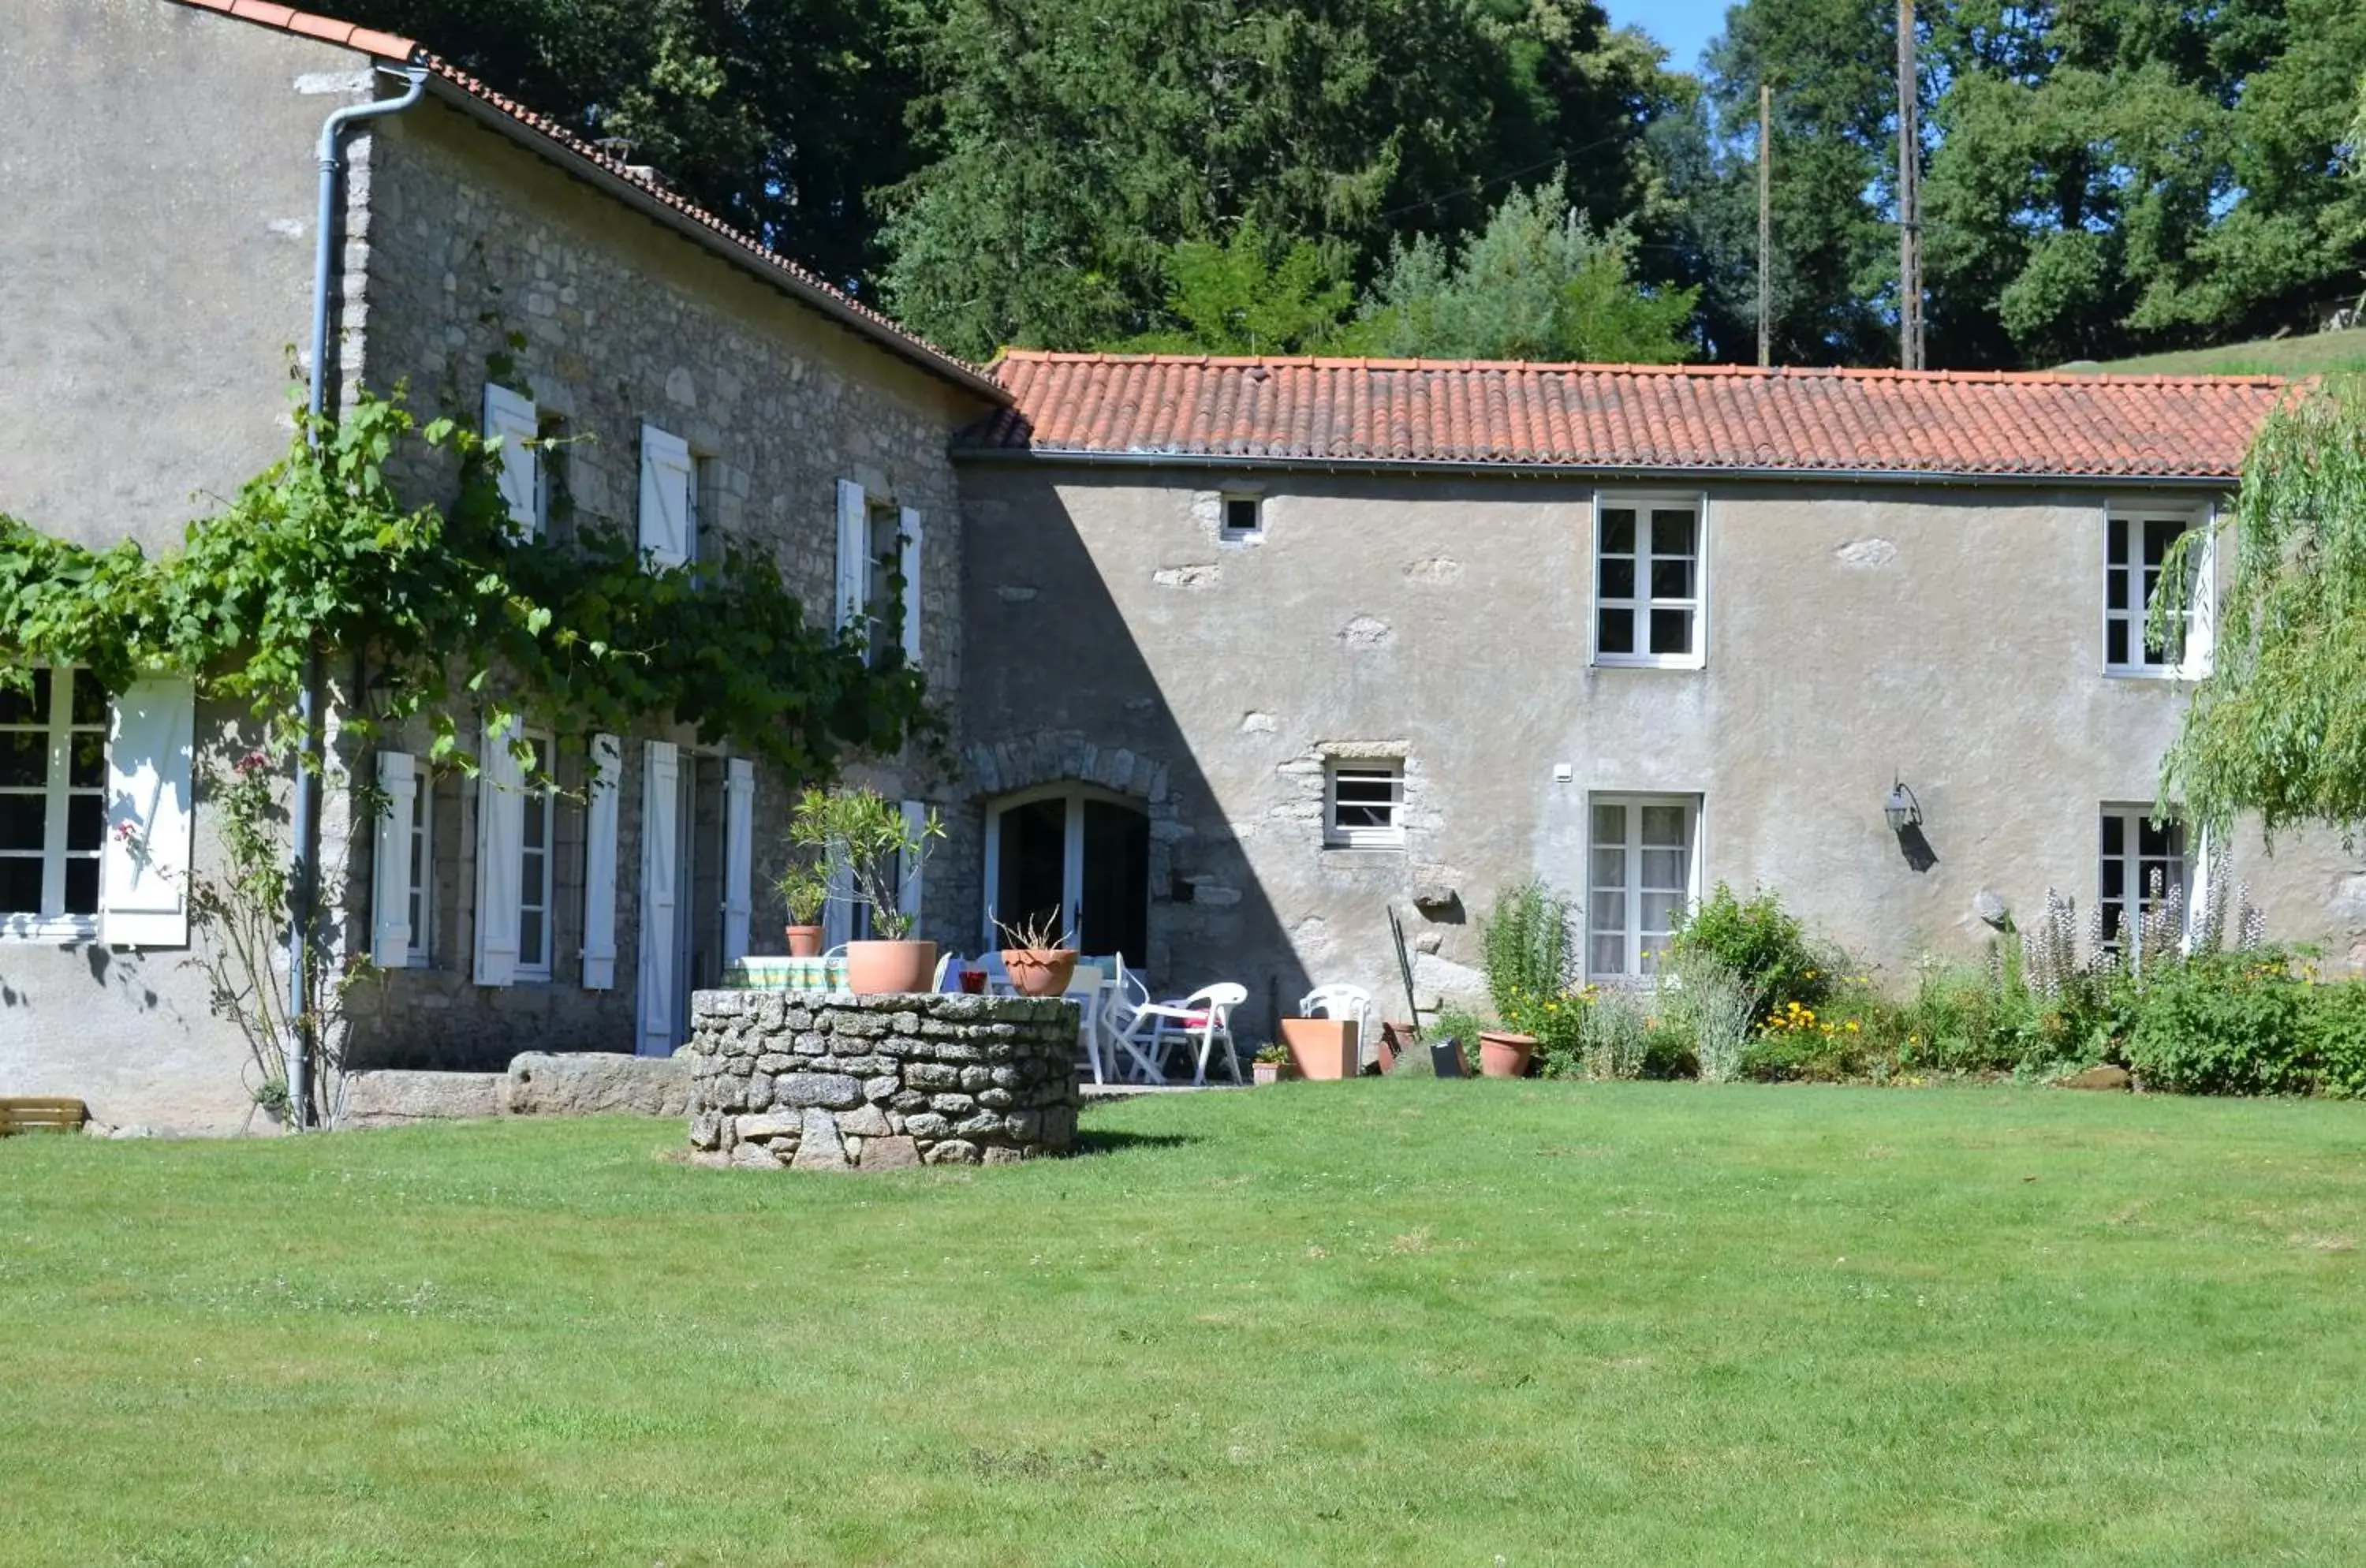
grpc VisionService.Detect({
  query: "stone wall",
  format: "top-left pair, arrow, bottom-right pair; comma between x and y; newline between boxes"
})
685,991 -> 1081,1170
335,97 -> 1000,1066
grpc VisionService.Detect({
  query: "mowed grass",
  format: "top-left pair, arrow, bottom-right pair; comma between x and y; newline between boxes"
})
4,1084 -> 2364,1566
2067,326 -> 2366,378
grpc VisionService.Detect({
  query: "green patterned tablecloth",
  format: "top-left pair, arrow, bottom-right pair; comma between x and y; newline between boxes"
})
720,956 -> 850,992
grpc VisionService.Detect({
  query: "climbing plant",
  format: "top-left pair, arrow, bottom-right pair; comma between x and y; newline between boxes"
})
0,384 -> 930,775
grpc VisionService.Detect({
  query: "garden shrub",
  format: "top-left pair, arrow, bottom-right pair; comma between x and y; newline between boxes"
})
1660,946 -> 1755,1084
2126,954 -> 2312,1095
1668,883 -> 1833,1022
1569,989 -> 1651,1081
1898,959 -> 2034,1073
1405,1004 -> 1490,1077
1480,879 -> 1574,1018
2304,981 -> 2366,1099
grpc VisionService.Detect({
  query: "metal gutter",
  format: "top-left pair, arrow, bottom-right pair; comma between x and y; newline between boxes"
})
948,445 -> 2239,490
289,64 -> 428,1131
416,76 -> 1010,407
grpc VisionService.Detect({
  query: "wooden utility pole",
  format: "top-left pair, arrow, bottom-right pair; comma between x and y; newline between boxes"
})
1757,81 -> 1773,368
1896,0 -> 1924,369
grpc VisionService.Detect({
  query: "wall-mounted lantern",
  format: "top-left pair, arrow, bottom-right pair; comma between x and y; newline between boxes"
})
1884,777 -> 1923,837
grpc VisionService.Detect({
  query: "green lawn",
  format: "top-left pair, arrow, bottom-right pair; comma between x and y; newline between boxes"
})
5,1084 -> 2364,1566
2065,326 -> 2366,377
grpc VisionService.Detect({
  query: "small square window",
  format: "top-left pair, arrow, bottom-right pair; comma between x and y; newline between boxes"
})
1326,762 -> 1404,848
1222,496 -> 1263,539
1594,498 -> 1704,668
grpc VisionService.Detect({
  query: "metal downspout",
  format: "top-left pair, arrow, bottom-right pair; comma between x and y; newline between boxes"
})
291,65 -> 427,1129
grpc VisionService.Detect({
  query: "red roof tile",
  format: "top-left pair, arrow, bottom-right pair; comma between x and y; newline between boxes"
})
159,0 -> 1002,401
965,353 -> 2287,480
170,0 -> 416,64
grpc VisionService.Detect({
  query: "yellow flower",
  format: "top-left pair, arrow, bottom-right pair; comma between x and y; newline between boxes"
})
1845,1021 -> 1860,1033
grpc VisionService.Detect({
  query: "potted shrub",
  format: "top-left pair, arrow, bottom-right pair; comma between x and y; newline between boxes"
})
1478,879 -> 1570,1078
1252,1043 -> 1293,1086
789,786 -> 944,995
1280,1014 -> 1359,1080
995,906 -> 1079,997
1476,1026 -> 1537,1078
774,857 -> 829,958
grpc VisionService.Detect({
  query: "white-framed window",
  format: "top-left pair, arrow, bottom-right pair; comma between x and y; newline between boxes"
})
1587,793 -> 1700,980
0,667 -> 107,935
1325,761 -> 1405,848
1593,496 -> 1706,668
2099,804 -> 2188,956
516,732 -> 557,977
835,482 -> 922,671
1221,495 -> 1264,540
405,771 -> 435,965
482,383 -> 542,540
2105,508 -> 2211,678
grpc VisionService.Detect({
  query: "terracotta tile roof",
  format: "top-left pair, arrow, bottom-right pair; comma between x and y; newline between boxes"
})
963,352 -> 2286,480
161,0 -> 1002,402
169,0 -> 416,59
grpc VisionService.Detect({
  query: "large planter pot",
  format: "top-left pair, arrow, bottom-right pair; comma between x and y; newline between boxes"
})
1280,1017 -> 1360,1081
1378,1020 -> 1418,1075
845,939 -> 938,996
1002,948 -> 1079,998
1477,1030 -> 1537,1079
784,924 -> 824,958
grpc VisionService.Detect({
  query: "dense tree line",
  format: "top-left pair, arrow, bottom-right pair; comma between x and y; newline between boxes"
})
336,0 -> 2364,368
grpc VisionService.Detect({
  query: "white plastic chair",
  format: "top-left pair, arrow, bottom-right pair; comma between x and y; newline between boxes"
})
1065,964 -> 1107,1083
1299,983 -> 1375,1068
932,951 -> 961,992
1097,956 -> 1166,1083
1122,981 -> 1247,1086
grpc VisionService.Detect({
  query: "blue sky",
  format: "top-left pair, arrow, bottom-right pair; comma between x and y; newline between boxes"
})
1602,0 -> 1730,74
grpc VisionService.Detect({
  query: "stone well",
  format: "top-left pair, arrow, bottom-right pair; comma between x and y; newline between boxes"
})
685,990 -> 1082,1170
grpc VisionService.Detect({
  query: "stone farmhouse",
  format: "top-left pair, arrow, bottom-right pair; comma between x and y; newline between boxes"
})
4,0 -> 2360,1133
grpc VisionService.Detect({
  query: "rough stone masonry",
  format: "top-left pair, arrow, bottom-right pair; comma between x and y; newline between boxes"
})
685,991 -> 1082,1170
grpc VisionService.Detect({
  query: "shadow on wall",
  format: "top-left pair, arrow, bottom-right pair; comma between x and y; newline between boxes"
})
0,943 -> 175,1016
958,479 -> 1312,1043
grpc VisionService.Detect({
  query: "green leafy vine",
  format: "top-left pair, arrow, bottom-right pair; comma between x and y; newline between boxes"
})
0,384 -> 932,776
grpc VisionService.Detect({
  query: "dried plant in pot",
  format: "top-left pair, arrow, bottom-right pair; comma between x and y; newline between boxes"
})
995,906 -> 1079,998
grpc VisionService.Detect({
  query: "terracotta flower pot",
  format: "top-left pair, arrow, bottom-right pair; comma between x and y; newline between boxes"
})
845,939 -> 938,996
1477,1029 -> 1537,1078
1001,948 -> 1079,997
1280,1017 -> 1360,1081
1378,1020 -> 1418,1074
1252,1060 -> 1287,1086
784,924 -> 824,958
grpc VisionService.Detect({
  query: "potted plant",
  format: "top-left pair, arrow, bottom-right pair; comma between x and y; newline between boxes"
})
1476,1025 -> 1537,1078
1279,1013 -> 1360,1081
995,905 -> 1079,997
774,857 -> 829,957
789,786 -> 945,995
1252,1044 -> 1293,1086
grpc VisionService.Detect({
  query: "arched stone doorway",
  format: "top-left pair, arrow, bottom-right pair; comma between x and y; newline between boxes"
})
985,786 -> 1149,961
965,730 -> 1182,970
